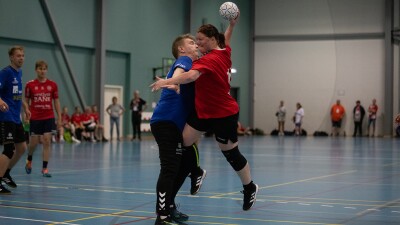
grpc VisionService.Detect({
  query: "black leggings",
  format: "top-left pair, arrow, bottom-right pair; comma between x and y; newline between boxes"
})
131,112 -> 141,138
151,122 -> 184,216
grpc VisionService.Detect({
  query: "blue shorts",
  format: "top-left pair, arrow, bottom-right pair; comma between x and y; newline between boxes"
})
30,118 -> 56,136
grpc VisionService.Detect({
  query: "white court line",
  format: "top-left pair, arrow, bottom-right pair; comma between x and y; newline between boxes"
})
321,205 -> 334,207
298,203 -> 310,206
0,216 -> 80,225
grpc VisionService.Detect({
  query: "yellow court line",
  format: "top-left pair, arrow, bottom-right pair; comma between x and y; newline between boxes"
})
47,210 -> 133,225
211,170 -> 357,198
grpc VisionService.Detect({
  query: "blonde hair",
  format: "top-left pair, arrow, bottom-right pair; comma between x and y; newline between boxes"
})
172,34 -> 195,59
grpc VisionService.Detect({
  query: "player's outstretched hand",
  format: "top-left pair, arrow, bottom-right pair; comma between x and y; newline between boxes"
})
150,76 -> 167,92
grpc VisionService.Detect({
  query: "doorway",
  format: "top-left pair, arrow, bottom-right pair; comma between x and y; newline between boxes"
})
104,85 -> 124,140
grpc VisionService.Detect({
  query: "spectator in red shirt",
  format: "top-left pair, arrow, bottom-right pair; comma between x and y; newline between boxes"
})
60,106 -> 80,143
24,60 -> 61,177
330,99 -> 345,136
367,98 -> 378,137
71,106 -> 87,141
82,106 -> 96,142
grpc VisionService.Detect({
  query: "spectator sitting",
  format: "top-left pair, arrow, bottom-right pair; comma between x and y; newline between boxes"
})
61,106 -> 80,143
71,106 -> 88,141
91,105 -> 108,142
395,113 -> 400,137
237,121 -> 252,135
82,106 -> 97,142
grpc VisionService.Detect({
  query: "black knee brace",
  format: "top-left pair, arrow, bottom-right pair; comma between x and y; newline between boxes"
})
222,146 -> 247,171
2,143 -> 15,159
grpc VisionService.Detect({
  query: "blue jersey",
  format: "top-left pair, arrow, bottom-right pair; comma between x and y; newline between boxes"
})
151,56 -> 195,131
0,66 -> 23,124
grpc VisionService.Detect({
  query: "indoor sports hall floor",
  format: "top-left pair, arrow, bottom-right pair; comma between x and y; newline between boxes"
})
0,136 -> 399,225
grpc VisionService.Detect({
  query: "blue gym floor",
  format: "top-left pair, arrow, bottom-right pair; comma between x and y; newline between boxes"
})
0,136 -> 399,225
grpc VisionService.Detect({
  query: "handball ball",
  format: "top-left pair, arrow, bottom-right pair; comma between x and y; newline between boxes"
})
219,2 -> 239,21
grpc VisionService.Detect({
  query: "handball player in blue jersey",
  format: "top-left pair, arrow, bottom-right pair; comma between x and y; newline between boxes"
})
151,34 -> 206,225
0,46 -> 31,194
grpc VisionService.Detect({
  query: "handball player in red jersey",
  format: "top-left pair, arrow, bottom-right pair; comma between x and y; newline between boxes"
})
25,60 -> 61,177
151,13 -> 258,211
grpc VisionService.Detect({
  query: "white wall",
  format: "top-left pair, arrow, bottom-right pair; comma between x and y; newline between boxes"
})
254,0 -> 387,135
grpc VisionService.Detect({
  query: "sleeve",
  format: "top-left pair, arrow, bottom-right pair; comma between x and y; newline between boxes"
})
0,70 -> 6,93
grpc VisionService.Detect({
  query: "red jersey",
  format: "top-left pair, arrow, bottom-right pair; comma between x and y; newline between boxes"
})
331,104 -> 345,122
61,113 -> 70,125
191,45 -> 239,119
71,113 -> 82,125
368,104 -> 378,119
91,112 -> 99,123
25,79 -> 59,120
81,113 -> 94,124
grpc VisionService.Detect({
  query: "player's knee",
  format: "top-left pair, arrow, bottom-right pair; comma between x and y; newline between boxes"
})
222,146 -> 247,171
2,143 -> 15,159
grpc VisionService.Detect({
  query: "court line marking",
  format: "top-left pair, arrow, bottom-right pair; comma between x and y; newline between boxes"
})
356,198 -> 400,216
0,216 -> 80,225
0,202 -> 341,225
47,210 -> 133,225
211,170 -> 357,198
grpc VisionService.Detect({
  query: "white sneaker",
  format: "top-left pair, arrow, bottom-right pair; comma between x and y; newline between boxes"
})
52,136 -> 56,143
59,137 -> 65,143
72,137 -> 81,143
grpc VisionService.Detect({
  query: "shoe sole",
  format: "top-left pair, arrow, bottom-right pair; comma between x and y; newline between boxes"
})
243,184 -> 259,211
191,169 -> 207,195
3,182 -> 16,189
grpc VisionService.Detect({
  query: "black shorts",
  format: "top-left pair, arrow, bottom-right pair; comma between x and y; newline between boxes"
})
332,120 -> 342,128
0,122 -> 26,145
30,118 -> 56,136
187,111 -> 238,144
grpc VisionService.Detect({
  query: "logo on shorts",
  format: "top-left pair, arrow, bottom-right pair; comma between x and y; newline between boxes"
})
6,132 -> 13,140
176,143 -> 183,155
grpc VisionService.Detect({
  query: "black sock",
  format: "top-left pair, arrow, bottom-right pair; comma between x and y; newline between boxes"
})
4,169 -> 11,177
43,161 -> 48,169
243,181 -> 254,190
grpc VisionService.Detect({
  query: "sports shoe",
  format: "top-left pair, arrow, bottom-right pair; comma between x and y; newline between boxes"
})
0,183 -> 11,194
2,174 -> 17,188
42,168 -> 52,178
25,160 -> 32,174
72,136 -> 81,143
190,168 -> 206,195
241,182 -> 259,211
170,208 -> 189,222
154,216 -> 184,225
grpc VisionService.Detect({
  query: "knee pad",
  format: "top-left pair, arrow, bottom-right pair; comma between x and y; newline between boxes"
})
222,146 -> 247,171
2,143 -> 15,159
